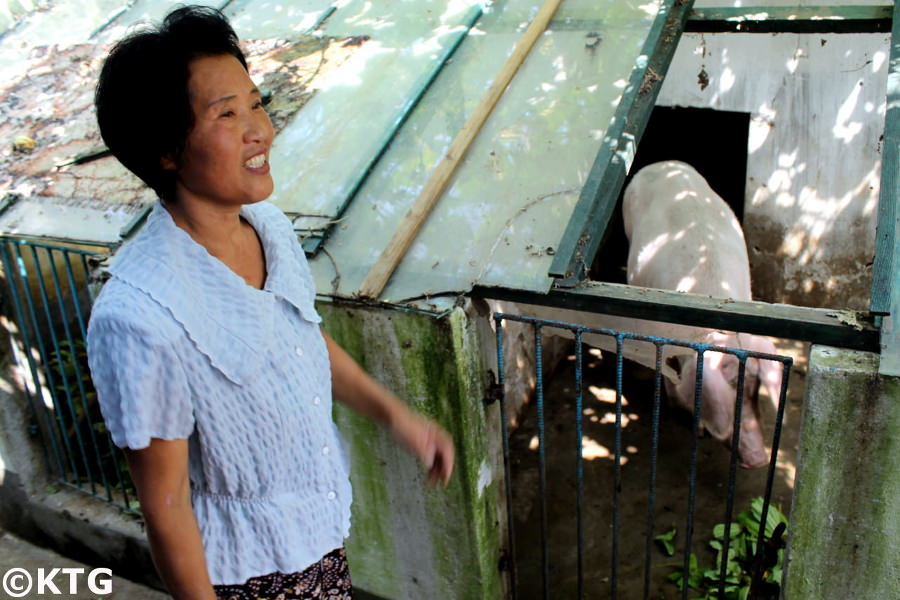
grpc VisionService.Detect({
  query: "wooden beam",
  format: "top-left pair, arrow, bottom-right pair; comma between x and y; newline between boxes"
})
357,0 -> 564,299
472,281 -> 880,352
302,4 -> 484,257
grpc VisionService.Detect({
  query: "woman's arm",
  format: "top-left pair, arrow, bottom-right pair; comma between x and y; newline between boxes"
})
322,331 -> 454,486
125,439 -> 217,600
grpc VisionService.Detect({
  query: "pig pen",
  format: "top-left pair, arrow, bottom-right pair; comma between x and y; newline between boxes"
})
492,313 -> 806,600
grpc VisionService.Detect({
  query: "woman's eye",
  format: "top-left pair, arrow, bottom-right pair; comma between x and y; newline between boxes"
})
252,101 -> 263,109
219,110 -> 235,118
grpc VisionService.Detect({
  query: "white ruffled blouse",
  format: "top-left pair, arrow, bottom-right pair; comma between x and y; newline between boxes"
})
86,200 -> 352,585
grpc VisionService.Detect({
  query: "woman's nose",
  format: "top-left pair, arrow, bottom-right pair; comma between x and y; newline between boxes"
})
244,110 -> 273,143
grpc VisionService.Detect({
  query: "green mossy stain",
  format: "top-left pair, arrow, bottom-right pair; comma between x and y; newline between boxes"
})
320,305 -> 401,599
786,348 -> 900,599
320,302 -> 503,600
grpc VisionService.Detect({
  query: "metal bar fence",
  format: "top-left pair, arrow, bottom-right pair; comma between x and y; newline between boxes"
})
0,238 -> 136,512
493,312 -> 793,600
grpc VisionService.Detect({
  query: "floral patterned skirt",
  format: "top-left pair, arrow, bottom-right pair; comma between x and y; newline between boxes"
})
214,547 -> 352,600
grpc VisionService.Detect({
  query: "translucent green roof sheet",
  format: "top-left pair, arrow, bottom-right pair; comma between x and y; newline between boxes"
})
289,0 -> 665,303
1,0 -> 669,308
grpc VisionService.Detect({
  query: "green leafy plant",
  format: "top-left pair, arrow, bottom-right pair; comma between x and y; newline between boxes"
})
47,339 -> 137,508
656,527 -> 678,556
663,497 -> 788,600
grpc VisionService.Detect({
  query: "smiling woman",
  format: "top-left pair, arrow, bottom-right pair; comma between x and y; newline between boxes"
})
88,6 -> 455,600
169,54 -> 275,210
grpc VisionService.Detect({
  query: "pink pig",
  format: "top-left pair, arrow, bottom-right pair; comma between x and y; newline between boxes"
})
624,161 -> 783,469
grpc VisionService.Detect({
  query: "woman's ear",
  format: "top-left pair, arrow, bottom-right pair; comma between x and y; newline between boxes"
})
160,155 -> 177,171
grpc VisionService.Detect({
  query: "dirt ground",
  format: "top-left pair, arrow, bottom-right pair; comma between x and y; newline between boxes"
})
506,338 -> 808,600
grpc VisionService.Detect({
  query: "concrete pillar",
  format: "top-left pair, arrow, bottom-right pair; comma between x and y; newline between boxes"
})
320,300 -> 505,600
783,346 -> 900,598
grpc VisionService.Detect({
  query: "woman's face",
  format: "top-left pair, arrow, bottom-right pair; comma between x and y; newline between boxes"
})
174,53 -> 275,207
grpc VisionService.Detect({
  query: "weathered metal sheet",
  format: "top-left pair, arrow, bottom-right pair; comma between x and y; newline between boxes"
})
0,196 -> 142,245
307,0 -> 667,301
92,0 -> 225,44
0,0 -> 127,83
875,2 -> 899,375
0,0 -> 344,244
265,0 -> 484,233
224,0 -> 334,39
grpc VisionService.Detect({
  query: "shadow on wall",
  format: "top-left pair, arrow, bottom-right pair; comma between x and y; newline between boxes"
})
653,32 -> 889,310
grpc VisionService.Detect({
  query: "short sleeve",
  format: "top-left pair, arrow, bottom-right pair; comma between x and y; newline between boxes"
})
87,314 -> 194,450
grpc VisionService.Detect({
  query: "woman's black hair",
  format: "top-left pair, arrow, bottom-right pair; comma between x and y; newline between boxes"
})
95,5 -> 247,202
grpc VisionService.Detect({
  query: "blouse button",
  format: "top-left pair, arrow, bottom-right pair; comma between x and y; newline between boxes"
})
294,346 -> 304,357
322,445 -> 330,455
313,396 -> 321,405
327,491 -> 336,500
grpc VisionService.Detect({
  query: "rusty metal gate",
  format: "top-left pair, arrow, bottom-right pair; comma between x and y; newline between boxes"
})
491,312 -> 793,600
0,237 -> 136,511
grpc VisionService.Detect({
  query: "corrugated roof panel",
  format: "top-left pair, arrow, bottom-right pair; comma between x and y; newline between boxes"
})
266,0 -> 483,229
307,0 -> 663,301
92,0 -> 225,44
0,196 -> 143,245
224,0 -> 334,39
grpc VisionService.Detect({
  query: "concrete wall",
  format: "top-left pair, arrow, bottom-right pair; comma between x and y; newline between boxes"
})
0,294 -> 508,599
784,345 -> 899,598
658,21 -> 890,310
321,300 -> 506,600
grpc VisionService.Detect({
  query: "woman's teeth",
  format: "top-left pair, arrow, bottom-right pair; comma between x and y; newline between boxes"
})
245,154 -> 266,168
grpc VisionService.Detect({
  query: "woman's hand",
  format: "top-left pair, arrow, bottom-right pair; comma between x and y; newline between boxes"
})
323,331 -> 455,487
391,411 -> 455,487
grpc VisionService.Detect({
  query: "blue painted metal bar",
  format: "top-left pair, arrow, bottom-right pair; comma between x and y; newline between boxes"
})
2,237 -> 97,255
30,245 -> 95,492
62,252 -> 90,346
1,237 -> 136,509
67,250 -> 133,509
749,363 -> 793,600
612,333 -> 624,599
14,243 -> 81,483
494,314 -> 791,366
0,243 -> 65,476
573,329 -> 585,600
493,312 -> 794,600
66,249 -> 132,508
717,356 -> 749,598
534,324 -> 549,600
681,349 -> 705,600
45,246 -> 112,500
642,342 -> 664,600
301,4 -> 485,255
494,316 -> 518,600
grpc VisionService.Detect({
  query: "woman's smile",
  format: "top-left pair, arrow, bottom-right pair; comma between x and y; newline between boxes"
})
244,152 -> 268,171
173,53 -> 275,207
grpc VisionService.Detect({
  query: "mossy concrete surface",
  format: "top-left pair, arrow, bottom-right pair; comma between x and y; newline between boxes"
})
784,345 -> 900,599
320,300 -> 505,600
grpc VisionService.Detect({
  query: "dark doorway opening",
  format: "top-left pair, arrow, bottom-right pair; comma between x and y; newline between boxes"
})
590,106 -> 751,283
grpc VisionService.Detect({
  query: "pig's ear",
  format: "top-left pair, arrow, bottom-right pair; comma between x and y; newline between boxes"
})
666,355 -> 683,376
718,352 -> 747,387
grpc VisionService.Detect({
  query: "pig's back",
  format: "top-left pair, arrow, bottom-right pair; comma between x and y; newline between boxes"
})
623,161 -> 751,301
